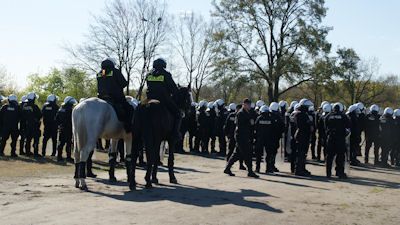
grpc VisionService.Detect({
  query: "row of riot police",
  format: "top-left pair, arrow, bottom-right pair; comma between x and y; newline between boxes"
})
0,93 -> 78,162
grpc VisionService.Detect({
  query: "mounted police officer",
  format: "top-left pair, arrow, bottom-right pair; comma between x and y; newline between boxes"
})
0,95 -> 21,157
97,58 -> 132,132
41,94 -> 59,156
146,58 -> 181,140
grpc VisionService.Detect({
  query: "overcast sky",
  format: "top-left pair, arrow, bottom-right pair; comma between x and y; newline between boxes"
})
1,0 -> 399,88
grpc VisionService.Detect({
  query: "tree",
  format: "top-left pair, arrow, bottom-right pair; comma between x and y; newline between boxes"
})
66,0 -> 168,97
212,0 -> 332,102
172,12 -> 214,101
25,67 -> 96,105
0,65 -> 18,96
135,0 -> 168,100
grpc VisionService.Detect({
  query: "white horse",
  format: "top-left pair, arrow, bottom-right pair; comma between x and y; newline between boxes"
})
72,97 -> 134,191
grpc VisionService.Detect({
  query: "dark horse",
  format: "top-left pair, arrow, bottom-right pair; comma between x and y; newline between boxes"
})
130,85 -> 192,189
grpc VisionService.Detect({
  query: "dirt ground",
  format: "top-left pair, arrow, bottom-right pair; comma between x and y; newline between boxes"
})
1,142 -> 400,225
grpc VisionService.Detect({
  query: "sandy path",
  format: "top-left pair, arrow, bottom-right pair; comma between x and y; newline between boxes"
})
1,153 -> 400,225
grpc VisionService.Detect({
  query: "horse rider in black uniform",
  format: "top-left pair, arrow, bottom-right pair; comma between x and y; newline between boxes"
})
146,58 -> 181,140
97,58 -> 132,132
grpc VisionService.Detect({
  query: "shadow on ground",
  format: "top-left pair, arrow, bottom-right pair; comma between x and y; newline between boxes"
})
89,184 -> 283,213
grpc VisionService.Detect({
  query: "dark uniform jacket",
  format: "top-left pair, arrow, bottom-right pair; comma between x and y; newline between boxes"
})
293,110 -> 312,143
21,101 -> 42,131
364,112 -> 381,139
56,103 -> 74,133
97,60 -> 127,102
379,114 -> 395,144
235,108 -> 252,142
224,111 -> 236,138
42,102 -> 59,133
0,101 -> 21,131
146,68 -> 178,102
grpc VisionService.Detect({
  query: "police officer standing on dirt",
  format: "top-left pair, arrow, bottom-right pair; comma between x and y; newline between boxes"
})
364,104 -> 381,164
292,99 -> 313,176
0,95 -> 21,157
324,103 -> 350,179
21,92 -> 42,157
224,98 -> 259,178
215,99 -> 228,156
41,94 -> 59,157
56,96 -> 77,162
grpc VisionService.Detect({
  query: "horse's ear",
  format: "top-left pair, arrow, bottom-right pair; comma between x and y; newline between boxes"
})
187,82 -> 191,90
177,83 -> 181,88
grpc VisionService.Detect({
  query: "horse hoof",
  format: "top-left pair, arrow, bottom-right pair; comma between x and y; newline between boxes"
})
109,177 -> 117,183
151,178 -> 159,184
75,181 -> 80,188
145,183 -> 153,189
170,178 -> 178,184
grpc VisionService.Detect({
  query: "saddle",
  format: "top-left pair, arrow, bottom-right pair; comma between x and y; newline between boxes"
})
142,99 -> 161,106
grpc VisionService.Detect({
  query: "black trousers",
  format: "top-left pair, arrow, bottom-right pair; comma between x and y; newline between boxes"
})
0,128 -> 19,154
317,135 -> 327,161
255,140 -> 276,171
226,138 -> 253,172
42,127 -> 57,156
326,136 -> 346,176
57,130 -> 72,159
295,139 -> 309,173
215,131 -> 227,155
365,137 -> 380,162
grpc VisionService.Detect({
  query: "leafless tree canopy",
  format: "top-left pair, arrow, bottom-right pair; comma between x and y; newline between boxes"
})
172,12 -> 214,101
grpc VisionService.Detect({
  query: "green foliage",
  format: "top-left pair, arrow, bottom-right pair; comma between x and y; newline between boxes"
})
24,67 -> 96,105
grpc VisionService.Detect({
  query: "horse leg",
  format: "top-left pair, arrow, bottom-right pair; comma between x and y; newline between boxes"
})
144,137 -> 154,188
108,139 -> 118,182
168,138 -> 178,184
151,140 -> 162,184
124,135 -> 136,190
78,149 -> 91,191
74,150 -> 80,188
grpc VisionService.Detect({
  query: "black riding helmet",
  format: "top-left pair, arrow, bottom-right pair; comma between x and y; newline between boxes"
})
153,58 -> 167,70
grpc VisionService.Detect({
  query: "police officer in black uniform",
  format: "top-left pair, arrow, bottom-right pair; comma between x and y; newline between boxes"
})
317,103 -> 331,162
347,104 -> 361,166
207,102 -> 217,153
145,58 -> 181,139
269,102 -> 285,172
364,104 -> 381,164
0,95 -> 21,157
187,102 -> 197,152
21,92 -> 42,157
255,105 -> 275,173
97,58 -> 132,132
224,99 -> 259,178
18,95 -> 27,155
325,103 -> 350,178
41,94 -> 59,156
292,99 -> 313,176
379,107 -> 395,167
224,103 -> 238,160
195,101 -> 209,153
56,96 -> 77,162
215,99 -> 228,156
